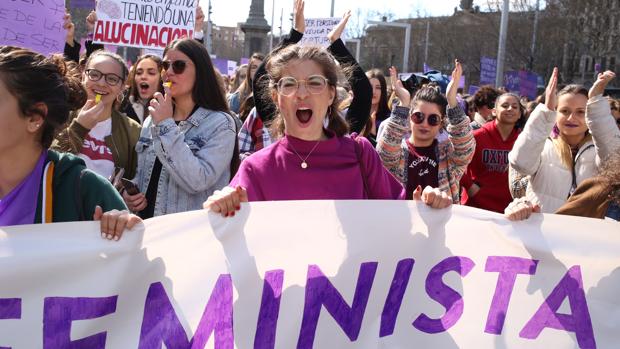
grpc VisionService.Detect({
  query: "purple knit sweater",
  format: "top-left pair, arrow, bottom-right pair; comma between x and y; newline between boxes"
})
230,133 -> 405,201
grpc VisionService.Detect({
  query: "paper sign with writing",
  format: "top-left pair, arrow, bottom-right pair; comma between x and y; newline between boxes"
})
0,201 -> 618,348
0,0 -> 66,55
480,56 -> 497,86
300,17 -> 341,47
93,0 -> 197,50
70,0 -> 96,9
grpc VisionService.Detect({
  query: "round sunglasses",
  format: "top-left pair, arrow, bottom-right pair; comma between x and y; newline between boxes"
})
410,111 -> 441,126
162,60 -> 189,74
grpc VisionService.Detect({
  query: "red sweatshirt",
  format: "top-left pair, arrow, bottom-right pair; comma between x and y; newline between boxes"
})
461,120 -> 520,213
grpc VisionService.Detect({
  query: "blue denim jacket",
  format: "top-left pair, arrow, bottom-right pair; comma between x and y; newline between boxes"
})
133,107 -> 236,216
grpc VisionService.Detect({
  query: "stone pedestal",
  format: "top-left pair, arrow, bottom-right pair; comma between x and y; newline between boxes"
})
240,0 -> 271,56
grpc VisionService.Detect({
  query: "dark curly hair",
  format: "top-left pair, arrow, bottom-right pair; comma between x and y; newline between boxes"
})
0,46 -> 86,148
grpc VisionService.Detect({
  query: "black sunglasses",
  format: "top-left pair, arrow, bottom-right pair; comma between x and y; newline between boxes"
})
162,60 -> 188,74
411,111 -> 441,126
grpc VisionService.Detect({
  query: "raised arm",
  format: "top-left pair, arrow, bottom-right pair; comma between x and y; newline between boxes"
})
327,11 -> 372,134
509,68 -> 558,176
446,60 -> 475,171
253,0 -> 305,122
586,71 -> 620,165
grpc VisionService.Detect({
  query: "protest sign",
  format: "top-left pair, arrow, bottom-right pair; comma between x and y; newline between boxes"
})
227,60 -> 237,76
93,0 -> 197,50
504,70 -> 520,93
300,18 -> 341,47
0,201 -> 618,348
468,85 -> 480,95
0,0 -> 65,56
480,57 -> 497,86
519,70 -> 539,100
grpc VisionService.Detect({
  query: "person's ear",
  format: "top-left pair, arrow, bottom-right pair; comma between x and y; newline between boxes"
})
26,103 -> 47,133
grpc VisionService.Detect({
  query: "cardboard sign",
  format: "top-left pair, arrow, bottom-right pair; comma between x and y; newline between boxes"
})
0,0 -> 66,55
300,17 -> 341,47
0,201 -> 618,348
93,0 -> 197,49
480,56 -> 497,86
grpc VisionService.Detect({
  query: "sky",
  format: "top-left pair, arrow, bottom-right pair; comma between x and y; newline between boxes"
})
202,0 -> 494,33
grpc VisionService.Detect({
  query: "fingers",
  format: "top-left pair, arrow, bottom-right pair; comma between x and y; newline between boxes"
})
420,186 -> 451,209
203,186 -> 246,217
93,205 -> 103,220
412,185 -> 422,200
98,210 -> 140,241
504,199 -> 536,221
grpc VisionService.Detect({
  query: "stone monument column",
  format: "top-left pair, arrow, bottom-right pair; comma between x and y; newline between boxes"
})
240,0 -> 271,57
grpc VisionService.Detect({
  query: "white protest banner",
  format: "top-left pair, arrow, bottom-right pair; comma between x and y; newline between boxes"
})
300,18 -> 341,47
93,0 -> 197,50
0,201 -> 618,348
0,0 -> 65,55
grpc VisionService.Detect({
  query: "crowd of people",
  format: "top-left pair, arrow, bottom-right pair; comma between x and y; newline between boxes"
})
1,0 -> 619,237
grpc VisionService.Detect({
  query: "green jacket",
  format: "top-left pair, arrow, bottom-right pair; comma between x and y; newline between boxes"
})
33,150 -> 127,223
51,110 -> 141,179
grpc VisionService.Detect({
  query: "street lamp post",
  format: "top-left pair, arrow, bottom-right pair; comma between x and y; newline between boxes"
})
495,0 -> 510,88
367,20 -> 411,72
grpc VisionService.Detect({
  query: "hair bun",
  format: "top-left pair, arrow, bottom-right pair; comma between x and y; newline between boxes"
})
48,54 -> 87,111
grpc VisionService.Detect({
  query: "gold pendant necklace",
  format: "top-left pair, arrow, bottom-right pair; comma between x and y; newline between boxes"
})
289,140 -> 321,169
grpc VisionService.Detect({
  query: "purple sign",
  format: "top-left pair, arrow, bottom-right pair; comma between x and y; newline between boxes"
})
468,85 -> 480,95
480,57 -> 497,86
70,0 -> 96,9
240,57 -> 250,65
212,58 -> 228,75
519,70 -> 539,100
0,0 -> 66,55
504,71 -> 520,93
449,76 -> 466,89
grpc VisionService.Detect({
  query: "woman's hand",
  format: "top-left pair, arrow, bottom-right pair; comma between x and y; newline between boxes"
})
389,66 -> 411,106
122,190 -> 147,212
545,67 -> 559,111
194,6 -> 205,34
589,70 -> 616,98
76,99 -> 107,130
203,186 -> 249,217
148,86 -> 173,124
504,197 -> 541,221
327,10 -> 351,43
446,59 -> 462,108
293,0 -> 305,34
63,11 -> 75,45
93,206 -> 142,241
413,185 -> 452,209
86,10 -> 97,34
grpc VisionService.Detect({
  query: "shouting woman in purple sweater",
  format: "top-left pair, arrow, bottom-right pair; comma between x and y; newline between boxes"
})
203,40 -> 453,216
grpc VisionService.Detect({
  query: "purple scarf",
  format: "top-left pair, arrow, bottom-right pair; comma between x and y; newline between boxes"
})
0,151 -> 47,226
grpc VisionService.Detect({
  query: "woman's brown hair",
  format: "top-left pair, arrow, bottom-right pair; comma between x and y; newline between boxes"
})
0,46 -> 86,148
127,54 -> 163,101
264,45 -> 349,138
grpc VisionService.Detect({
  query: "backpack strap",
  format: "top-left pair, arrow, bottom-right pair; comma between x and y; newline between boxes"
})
74,169 -> 88,221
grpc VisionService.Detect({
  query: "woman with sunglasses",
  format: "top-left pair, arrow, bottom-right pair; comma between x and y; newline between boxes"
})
122,38 -> 238,218
376,60 -> 475,203
508,69 -> 620,213
123,54 -> 164,124
53,50 -> 141,181
203,43 -> 453,215
0,46 -> 140,239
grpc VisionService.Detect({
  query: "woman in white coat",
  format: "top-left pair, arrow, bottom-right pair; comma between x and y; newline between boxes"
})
508,69 -> 620,213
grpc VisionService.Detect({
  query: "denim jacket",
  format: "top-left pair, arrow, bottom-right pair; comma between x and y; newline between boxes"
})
133,107 -> 236,216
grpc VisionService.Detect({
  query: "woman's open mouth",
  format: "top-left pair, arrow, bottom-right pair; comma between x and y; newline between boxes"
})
296,108 -> 313,124
139,82 -> 150,94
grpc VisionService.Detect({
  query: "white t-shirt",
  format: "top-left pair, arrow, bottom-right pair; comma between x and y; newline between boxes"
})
78,118 -> 115,180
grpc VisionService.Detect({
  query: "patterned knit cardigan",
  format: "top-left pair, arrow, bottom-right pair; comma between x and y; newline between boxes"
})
376,105 -> 475,203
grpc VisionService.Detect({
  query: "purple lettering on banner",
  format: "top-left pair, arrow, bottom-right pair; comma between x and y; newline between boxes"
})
43,296 -> 117,349
0,298 -> 21,349
297,262 -> 378,348
254,270 -> 284,349
519,266 -> 596,349
413,256 -> 475,333
138,276 -> 233,349
484,256 -> 538,335
380,258 -> 415,337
